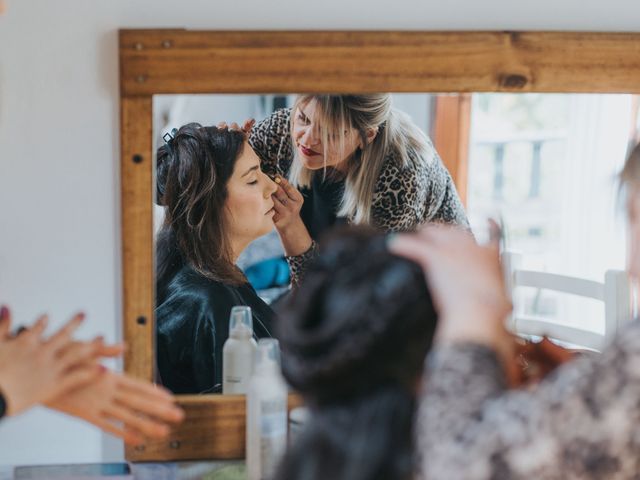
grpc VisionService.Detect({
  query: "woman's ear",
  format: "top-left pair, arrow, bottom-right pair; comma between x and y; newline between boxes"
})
365,127 -> 379,145
357,128 -> 379,150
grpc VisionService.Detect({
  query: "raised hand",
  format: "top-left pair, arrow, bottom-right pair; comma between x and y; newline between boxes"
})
46,371 -> 184,445
271,176 -> 303,228
271,175 -> 313,257
216,118 -> 255,135
0,307 -> 106,416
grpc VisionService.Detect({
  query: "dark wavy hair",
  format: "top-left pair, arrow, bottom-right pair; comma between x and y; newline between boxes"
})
156,123 -> 247,299
274,226 -> 438,480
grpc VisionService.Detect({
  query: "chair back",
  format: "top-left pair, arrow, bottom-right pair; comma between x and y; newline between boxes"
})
502,251 -> 633,351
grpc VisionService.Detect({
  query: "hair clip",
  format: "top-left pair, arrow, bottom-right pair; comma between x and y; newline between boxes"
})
163,128 -> 178,155
163,127 -> 178,144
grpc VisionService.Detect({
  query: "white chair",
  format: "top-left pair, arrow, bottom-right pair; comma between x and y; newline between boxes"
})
502,251 -> 634,351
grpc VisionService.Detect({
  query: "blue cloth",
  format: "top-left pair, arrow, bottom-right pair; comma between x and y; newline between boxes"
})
244,257 -> 290,290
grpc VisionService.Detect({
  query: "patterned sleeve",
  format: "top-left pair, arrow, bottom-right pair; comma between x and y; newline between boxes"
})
248,108 -> 295,178
284,240 -> 318,287
417,321 -> 640,480
371,141 -> 469,233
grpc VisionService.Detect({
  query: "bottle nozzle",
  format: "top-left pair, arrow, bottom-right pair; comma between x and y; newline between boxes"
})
255,338 -> 281,370
229,306 -> 253,337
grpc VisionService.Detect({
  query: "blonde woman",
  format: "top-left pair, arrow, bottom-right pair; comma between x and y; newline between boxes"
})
235,95 -> 469,282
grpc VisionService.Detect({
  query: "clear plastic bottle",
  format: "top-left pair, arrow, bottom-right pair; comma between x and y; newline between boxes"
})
246,339 -> 288,480
222,306 -> 258,395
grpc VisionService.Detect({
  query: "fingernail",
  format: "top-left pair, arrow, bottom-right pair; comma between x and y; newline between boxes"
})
99,365 -> 108,374
0,305 -> 9,321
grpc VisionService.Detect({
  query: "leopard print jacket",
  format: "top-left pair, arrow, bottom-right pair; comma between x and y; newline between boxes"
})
417,320 -> 640,480
249,108 -> 469,283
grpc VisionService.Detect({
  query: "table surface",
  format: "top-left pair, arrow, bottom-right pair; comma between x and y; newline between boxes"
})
0,461 -> 247,480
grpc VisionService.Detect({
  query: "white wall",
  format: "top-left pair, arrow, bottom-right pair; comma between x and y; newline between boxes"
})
0,0 -> 639,466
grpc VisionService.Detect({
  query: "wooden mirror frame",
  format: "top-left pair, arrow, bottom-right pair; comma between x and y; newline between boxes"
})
119,29 -> 640,461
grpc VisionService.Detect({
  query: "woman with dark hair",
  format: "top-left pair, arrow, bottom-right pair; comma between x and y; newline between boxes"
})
155,123 -> 303,394
273,227 -> 438,480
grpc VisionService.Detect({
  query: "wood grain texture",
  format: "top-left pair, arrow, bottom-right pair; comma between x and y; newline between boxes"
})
120,30 -> 640,96
121,96 -> 154,382
126,394 -> 304,461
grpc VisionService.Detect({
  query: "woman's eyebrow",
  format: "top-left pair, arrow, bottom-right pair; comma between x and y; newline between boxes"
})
241,165 -> 260,178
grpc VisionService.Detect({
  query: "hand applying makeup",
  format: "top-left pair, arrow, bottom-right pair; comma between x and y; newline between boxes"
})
271,175 -> 313,257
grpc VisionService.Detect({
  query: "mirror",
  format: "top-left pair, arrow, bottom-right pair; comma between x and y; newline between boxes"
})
151,93 -> 437,395
119,29 -> 640,461
153,92 -> 637,377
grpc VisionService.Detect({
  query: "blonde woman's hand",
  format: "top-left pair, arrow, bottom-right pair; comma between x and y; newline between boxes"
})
0,307 -> 107,416
388,225 -> 514,372
272,176 -> 304,229
216,119 -> 255,134
46,371 -> 185,445
271,176 -> 313,257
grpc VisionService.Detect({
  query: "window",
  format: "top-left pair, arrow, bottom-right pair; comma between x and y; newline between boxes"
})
466,93 -> 635,333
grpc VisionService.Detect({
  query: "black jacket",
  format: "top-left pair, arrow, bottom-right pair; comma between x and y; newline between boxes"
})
156,265 -> 275,394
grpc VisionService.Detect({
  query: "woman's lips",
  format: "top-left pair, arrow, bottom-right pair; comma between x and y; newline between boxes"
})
299,145 -> 320,157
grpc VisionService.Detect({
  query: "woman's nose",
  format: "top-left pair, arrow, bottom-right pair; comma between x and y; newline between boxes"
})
301,126 -> 320,146
265,175 -> 278,197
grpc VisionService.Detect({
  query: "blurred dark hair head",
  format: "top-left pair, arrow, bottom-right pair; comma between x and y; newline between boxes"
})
156,123 -> 247,296
275,226 -> 438,480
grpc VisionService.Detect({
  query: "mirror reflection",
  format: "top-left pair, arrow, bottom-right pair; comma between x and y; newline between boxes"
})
151,92 -> 639,394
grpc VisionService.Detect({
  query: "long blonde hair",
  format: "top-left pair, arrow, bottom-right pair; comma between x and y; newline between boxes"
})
288,94 -> 433,225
